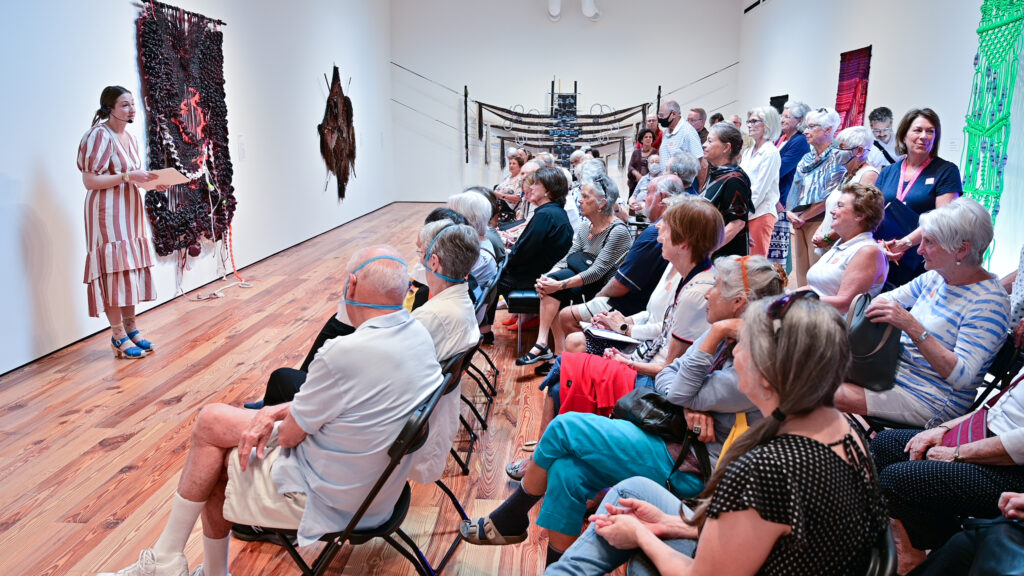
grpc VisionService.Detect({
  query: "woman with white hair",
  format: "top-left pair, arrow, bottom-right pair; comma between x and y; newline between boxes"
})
812,125 -> 880,251
835,197 -> 1010,427
448,191 -> 499,289
516,174 -> 633,367
775,101 -> 812,208
786,107 -> 846,287
740,106 -> 781,256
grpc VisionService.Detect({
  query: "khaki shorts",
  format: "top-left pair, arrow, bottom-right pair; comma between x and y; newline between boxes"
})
223,427 -> 307,529
572,297 -> 614,323
863,386 -> 943,428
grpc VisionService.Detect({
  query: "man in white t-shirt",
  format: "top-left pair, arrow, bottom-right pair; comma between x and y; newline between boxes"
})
658,99 -> 708,189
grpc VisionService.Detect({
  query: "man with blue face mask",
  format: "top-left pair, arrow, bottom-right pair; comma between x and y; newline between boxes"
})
99,245 -> 443,576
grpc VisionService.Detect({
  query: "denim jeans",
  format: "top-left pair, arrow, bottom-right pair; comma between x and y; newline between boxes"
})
543,476 -> 697,576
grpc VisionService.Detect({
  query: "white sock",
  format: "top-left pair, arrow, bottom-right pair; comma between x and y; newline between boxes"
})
201,534 -> 231,576
152,493 -> 205,562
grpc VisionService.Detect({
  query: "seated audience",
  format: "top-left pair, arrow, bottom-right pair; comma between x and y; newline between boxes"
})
447,191 -> 499,289
465,186 -> 508,266
463,221 -> 794,569
701,122 -> 753,258
559,176 -> 683,341
876,108 -> 962,287
740,106 -> 782,256
495,153 -> 524,220
786,107 -> 846,287
516,174 -> 633,367
664,150 -> 702,196
872,377 -> 1024,572
835,198 -> 1010,426
544,294 -> 887,575
405,220 -> 482,484
506,195 -> 722,477
496,166 -> 574,309
628,128 -> 657,195
245,207 -> 469,409
803,183 -> 888,313
99,247 -> 443,576
813,125 -> 880,253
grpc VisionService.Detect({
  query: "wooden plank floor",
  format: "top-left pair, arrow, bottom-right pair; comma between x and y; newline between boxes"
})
0,202 -> 558,576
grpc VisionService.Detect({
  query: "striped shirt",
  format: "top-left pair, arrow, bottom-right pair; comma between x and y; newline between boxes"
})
553,220 -> 633,287
882,271 -> 1010,420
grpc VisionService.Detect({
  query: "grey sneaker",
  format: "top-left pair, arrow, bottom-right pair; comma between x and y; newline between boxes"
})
189,566 -> 231,576
98,549 -> 188,576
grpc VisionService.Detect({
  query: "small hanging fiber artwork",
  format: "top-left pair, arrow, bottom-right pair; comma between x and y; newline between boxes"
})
961,0 -> 1024,244
136,0 -> 235,259
318,66 -> 357,199
834,46 -> 872,132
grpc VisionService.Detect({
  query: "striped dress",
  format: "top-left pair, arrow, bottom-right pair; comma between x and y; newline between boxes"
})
77,124 -> 156,317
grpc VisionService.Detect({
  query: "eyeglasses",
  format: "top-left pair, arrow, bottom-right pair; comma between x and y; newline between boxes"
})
871,128 -> 891,136
746,119 -> 763,126
804,123 -> 821,131
767,290 -> 819,337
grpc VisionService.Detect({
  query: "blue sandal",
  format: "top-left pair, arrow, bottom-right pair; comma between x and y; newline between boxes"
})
112,335 -> 147,359
127,329 -> 155,352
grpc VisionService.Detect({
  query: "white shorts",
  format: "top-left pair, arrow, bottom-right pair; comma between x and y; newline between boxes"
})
571,296 -> 614,323
223,427 -> 307,529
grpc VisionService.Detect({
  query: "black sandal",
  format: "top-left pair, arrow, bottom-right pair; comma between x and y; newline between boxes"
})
516,344 -> 553,366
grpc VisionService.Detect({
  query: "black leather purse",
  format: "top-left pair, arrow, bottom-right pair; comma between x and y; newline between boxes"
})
613,388 -> 688,440
846,293 -> 902,392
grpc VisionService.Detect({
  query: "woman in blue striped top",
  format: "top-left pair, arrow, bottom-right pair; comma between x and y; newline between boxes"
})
835,197 -> 1010,427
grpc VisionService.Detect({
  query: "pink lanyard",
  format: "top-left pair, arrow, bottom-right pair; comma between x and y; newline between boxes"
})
896,157 -> 932,203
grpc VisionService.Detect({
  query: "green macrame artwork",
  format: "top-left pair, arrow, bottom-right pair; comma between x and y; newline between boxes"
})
961,0 -> 1024,252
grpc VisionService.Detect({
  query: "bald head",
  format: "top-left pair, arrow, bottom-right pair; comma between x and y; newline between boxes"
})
346,244 -> 409,308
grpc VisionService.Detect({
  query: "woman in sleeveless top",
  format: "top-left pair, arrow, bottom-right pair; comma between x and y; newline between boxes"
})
803,183 -> 888,313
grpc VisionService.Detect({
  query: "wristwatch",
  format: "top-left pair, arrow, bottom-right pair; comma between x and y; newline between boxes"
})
912,330 -> 929,345
122,172 -> 131,183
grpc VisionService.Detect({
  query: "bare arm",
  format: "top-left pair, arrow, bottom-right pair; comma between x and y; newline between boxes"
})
595,277 -> 631,299
721,220 -> 746,246
82,170 -> 155,190
648,509 -> 788,576
925,436 -> 1017,466
818,245 -> 887,314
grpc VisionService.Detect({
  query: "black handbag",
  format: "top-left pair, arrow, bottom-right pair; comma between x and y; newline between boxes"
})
566,251 -> 596,273
613,388 -> 689,440
846,293 -> 902,392
612,388 -> 711,493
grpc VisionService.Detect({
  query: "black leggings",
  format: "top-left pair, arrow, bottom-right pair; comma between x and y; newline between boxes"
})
261,313 -> 354,406
871,428 -> 1024,550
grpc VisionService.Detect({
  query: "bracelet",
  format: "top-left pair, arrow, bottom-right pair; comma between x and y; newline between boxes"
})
561,280 -> 568,291
953,445 -> 964,463
937,424 -> 952,432
122,172 -> 131,183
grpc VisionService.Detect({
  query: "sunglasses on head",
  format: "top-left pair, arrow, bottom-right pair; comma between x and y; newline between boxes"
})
767,290 -> 819,337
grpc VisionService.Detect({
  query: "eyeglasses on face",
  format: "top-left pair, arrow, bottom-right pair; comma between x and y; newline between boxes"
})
746,119 -> 763,126
767,290 -> 819,337
804,123 -> 821,131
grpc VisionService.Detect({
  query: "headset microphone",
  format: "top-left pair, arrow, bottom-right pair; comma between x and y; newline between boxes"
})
110,111 -> 134,123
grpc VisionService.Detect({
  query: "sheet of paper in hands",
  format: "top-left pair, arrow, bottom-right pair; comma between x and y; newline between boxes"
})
584,326 -> 641,355
145,168 -> 190,188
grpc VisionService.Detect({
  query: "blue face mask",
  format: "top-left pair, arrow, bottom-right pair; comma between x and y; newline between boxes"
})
424,225 -> 466,284
344,255 -> 408,310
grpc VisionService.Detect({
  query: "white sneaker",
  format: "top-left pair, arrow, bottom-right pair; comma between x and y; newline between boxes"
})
188,566 -> 231,576
98,549 -> 188,576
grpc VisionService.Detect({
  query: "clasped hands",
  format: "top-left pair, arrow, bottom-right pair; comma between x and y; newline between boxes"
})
590,496 -> 698,549
904,426 -> 956,462
535,274 -> 564,297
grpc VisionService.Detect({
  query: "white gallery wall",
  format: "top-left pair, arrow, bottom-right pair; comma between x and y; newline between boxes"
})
0,0 -> 396,374
388,0 -> 746,200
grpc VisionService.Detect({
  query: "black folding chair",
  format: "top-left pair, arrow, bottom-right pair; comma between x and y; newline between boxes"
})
261,373 -> 452,576
440,346 -> 487,475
